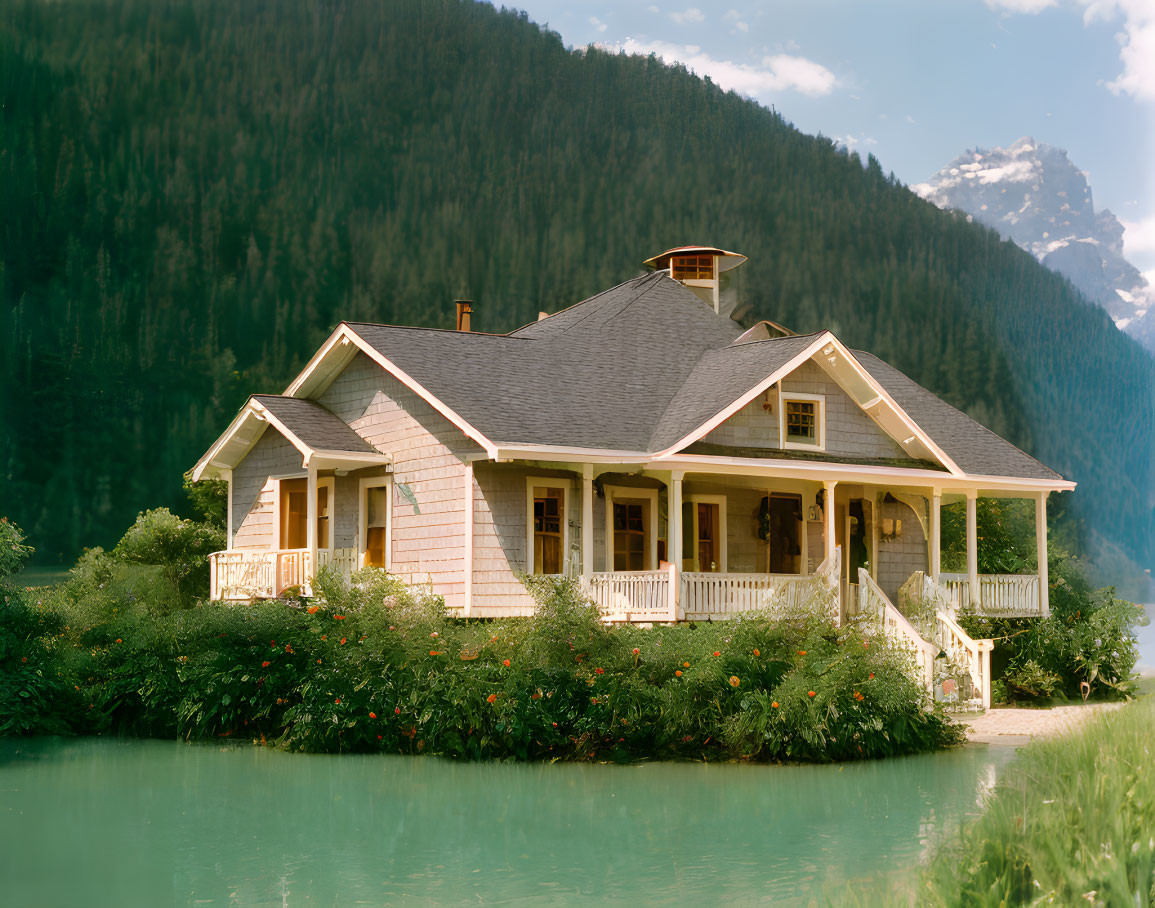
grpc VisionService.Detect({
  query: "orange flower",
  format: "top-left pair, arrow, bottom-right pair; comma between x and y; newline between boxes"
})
771,701 -> 779,708
503,659 -> 511,667
552,721 -> 558,727
261,661 -> 271,668
531,691 -> 541,700
316,659 -> 322,664
430,632 -> 438,638
334,615 -> 346,621
869,672 -> 874,680
632,648 -> 640,655
306,605 -> 319,614
753,648 -> 760,657
807,690 -> 816,697
797,650 -> 807,656
115,638 -> 122,644
675,670 -> 683,677
340,637 -> 347,645
486,693 -> 497,704
429,650 -> 443,656
394,707 -> 401,714
729,676 -> 740,687
285,644 -> 293,653
713,651 -> 721,657
683,661 -> 690,668
862,641 -> 869,648
335,698 -> 341,704
369,711 -> 378,719
595,667 -> 604,674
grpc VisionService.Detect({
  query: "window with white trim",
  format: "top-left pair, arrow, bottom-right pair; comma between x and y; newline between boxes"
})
359,476 -> 392,569
779,392 -> 825,451
526,479 -> 569,575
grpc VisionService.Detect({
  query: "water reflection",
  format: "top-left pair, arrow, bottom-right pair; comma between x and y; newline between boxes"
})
0,738 -> 1016,906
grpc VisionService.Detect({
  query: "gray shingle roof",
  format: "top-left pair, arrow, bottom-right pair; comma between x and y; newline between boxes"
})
333,272 -> 1065,482
853,353 -> 1063,481
252,395 -> 380,454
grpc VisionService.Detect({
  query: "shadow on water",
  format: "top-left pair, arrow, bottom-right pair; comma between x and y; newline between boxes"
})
0,737 -> 1017,906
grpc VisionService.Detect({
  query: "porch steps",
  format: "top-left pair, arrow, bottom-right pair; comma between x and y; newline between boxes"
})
858,569 -> 992,711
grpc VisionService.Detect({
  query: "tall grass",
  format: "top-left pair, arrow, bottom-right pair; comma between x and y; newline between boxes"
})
921,695 -> 1155,905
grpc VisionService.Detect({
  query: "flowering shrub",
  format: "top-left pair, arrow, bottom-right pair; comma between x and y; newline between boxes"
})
0,566 -> 962,762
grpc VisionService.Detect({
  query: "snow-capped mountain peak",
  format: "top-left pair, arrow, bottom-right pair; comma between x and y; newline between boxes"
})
914,137 -> 1153,351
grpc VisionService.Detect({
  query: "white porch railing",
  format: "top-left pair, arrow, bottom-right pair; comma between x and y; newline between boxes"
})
680,572 -> 818,620
940,572 -> 1042,617
899,571 -> 994,710
209,548 -> 358,601
584,565 -> 677,623
857,569 -> 938,697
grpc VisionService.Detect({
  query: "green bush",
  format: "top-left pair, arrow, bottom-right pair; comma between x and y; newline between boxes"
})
2,566 -> 962,762
0,517 -> 34,579
961,542 -> 1146,703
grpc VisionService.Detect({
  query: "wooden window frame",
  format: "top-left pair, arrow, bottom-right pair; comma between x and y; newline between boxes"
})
779,391 -> 825,452
526,477 -> 571,576
358,475 -> 393,570
686,494 -> 727,573
604,486 -> 659,573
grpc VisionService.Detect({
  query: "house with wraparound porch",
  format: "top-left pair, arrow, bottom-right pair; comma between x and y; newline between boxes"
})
191,246 -> 1075,708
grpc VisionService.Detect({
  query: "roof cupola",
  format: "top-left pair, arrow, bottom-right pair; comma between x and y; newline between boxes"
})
643,245 -> 747,315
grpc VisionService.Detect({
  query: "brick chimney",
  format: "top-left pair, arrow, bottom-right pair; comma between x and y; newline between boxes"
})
455,299 -> 473,332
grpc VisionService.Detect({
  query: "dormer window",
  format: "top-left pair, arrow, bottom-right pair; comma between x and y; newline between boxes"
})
671,255 -> 714,281
780,393 -> 825,451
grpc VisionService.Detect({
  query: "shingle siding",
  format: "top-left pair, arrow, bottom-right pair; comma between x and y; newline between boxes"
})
318,353 -> 484,610
703,360 -> 905,459
231,430 -> 303,550
875,498 -> 929,603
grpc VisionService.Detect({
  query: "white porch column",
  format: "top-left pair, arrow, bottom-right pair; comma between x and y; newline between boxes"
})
669,472 -> 684,569
823,480 -> 838,565
462,462 -> 474,616
929,490 -> 942,582
965,490 -> 979,607
1036,491 -> 1049,617
581,465 -> 594,578
225,469 -> 234,549
306,465 -> 318,593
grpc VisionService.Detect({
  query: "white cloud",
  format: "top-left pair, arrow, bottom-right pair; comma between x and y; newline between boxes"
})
722,9 -> 742,21
647,4 -> 660,12
905,114 -> 917,124
589,16 -> 608,33
985,0 -> 1056,12
670,8 -> 705,24
994,0 -> 1155,101
1084,0 -> 1155,101
605,38 -> 837,97
836,134 -> 878,151
1121,215 -> 1155,260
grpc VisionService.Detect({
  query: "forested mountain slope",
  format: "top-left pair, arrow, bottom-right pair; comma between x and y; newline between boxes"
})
2,0 -> 1152,567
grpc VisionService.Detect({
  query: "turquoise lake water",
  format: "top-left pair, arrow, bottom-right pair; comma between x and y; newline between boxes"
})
0,737 -> 1018,907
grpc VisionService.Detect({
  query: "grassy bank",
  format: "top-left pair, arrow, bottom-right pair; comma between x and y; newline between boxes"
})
1,561 -> 962,763
921,692 -> 1155,905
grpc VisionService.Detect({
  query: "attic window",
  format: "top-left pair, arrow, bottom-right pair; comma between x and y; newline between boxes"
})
780,393 -> 825,451
672,256 -> 714,281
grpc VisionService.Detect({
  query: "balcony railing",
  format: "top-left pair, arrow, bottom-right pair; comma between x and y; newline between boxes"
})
679,572 -> 822,621
209,548 -> 358,601
939,573 -> 1042,617
584,565 -> 677,622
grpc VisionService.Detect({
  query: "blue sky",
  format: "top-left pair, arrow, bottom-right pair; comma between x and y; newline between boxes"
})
508,0 -> 1155,273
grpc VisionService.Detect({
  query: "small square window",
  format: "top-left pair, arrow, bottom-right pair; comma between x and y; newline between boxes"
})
785,400 -> 816,442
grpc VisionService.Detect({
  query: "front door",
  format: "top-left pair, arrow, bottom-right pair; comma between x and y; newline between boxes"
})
280,478 -> 308,549
695,502 -> 720,573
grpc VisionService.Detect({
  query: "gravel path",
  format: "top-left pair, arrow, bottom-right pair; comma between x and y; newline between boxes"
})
963,703 -> 1123,746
